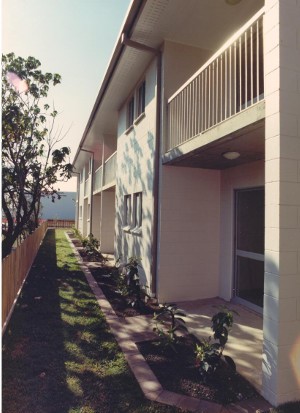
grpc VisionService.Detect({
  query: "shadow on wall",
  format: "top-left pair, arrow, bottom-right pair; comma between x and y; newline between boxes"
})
115,129 -> 155,288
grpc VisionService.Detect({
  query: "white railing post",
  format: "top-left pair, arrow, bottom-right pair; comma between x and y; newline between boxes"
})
166,9 -> 264,152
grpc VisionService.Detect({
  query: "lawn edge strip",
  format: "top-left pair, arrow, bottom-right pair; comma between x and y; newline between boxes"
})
65,232 -> 270,413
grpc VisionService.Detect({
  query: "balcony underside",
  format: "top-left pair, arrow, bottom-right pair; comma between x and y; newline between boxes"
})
163,100 -> 265,169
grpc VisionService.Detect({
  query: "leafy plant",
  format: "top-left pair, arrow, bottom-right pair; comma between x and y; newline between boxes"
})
195,306 -> 238,380
116,256 -> 150,310
72,226 -> 83,242
153,303 -> 188,352
82,233 -> 105,262
2,53 -> 73,258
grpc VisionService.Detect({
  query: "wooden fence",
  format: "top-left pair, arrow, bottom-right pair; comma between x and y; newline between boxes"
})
2,220 -> 75,333
47,219 -> 75,228
2,221 -> 48,333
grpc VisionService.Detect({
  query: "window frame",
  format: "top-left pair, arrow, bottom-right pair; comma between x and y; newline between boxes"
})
127,96 -> 135,129
124,194 -> 132,229
136,80 -> 146,118
131,192 -> 142,235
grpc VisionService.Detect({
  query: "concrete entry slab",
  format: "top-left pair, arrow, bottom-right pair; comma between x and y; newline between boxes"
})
177,297 -> 263,393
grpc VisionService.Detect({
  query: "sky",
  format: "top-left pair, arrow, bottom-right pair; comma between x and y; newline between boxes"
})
2,0 -> 131,191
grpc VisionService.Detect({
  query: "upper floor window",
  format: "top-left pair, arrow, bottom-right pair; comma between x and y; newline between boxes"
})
126,80 -> 146,131
137,81 -> 145,117
127,96 -> 135,128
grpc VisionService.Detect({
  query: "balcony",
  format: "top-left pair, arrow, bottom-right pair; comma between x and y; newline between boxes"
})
166,10 -> 264,155
93,151 -> 117,193
93,166 -> 103,194
103,151 -> 117,188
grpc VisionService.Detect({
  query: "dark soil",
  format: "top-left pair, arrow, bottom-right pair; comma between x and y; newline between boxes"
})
68,232 -> 261,407
138,335 -> 260,406
67,234 -> 161,317
90,265 -> 161,318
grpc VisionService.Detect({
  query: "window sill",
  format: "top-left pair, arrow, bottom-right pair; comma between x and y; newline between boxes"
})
131,227 -> 142,236
125,125 -> 134,135
134,112 -> 145,125
122,225 -> 131,233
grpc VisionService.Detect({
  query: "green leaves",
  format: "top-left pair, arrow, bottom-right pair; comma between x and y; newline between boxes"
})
195,307 -> 238,380
153,303 -> 189,352
2,53 -> 73,257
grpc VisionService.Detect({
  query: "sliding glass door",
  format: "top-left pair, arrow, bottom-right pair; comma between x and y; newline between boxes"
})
234,187 -> 264,312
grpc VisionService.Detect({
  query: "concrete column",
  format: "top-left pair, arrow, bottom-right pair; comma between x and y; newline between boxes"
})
91,194 -> 101,240
263,0 -> 300,405
100,190 -> 115,253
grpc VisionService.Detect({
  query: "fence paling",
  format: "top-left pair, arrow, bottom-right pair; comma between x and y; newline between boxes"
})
47,219 -> 75,228
2,222 -> 48,332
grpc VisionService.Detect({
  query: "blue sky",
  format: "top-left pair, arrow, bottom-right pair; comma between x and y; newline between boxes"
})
3,0 -> 131,191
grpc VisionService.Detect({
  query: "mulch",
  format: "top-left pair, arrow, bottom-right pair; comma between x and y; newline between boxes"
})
138,336 -> 260,405
69,233 -> 261,406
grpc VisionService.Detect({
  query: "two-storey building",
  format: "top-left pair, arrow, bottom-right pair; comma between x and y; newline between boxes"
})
73,0 -> 300,406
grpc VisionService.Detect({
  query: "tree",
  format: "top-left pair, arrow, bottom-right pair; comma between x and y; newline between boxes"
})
2,53 -> 73,258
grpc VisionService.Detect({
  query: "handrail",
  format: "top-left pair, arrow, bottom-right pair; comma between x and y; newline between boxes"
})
168,7 -> 265,104
167,9 -> 264,152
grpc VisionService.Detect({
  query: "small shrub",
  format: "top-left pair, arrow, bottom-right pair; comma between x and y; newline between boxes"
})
82,233 -> 106,262
72,226 -> 83,241
153,303 -> 188,353
195,306 -> 238,381
115,256 -> 150,310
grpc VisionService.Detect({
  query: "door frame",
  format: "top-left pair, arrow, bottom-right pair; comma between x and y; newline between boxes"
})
233,186 -> 264,314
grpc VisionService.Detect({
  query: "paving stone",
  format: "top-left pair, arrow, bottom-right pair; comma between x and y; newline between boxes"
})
175,395 -> 204,412
156,390 -> 184,407
226,396 -> 272,412
144,389 -> 164,401
138,378 -> 163,394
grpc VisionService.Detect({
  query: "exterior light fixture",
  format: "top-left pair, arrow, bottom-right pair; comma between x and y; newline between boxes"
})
222,151 -> 240,160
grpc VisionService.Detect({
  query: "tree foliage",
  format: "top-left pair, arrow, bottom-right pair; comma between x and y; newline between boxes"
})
2,53 -> 73,258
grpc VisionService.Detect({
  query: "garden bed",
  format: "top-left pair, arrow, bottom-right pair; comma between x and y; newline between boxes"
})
90,266 -> 161,318
68,231 -> 264,408
138,335 -> 260,406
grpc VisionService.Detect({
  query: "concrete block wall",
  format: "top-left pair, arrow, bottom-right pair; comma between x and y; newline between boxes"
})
100,190 -> 115,253
263,0 -> 300,405
115,59 -> 158,289
91,194 -> 101,240
157,166 -> 221,302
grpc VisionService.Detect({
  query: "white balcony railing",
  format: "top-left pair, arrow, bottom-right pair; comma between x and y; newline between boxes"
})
103,151 -> 117,187
167,9 -> 264,152
93,166 -> 103,193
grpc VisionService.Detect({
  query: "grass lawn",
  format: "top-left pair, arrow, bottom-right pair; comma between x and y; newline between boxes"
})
2,229 -> 183,413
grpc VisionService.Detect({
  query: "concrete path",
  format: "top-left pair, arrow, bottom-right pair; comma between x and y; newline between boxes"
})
66,233 -> 271,413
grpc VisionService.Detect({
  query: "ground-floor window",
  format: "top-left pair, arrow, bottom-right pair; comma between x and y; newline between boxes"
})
133,192 -> 142,229
124,194 -> 132,227
123,192 -> 143,233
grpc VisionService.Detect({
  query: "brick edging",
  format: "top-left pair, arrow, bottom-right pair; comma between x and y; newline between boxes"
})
65,232 -> 270,413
